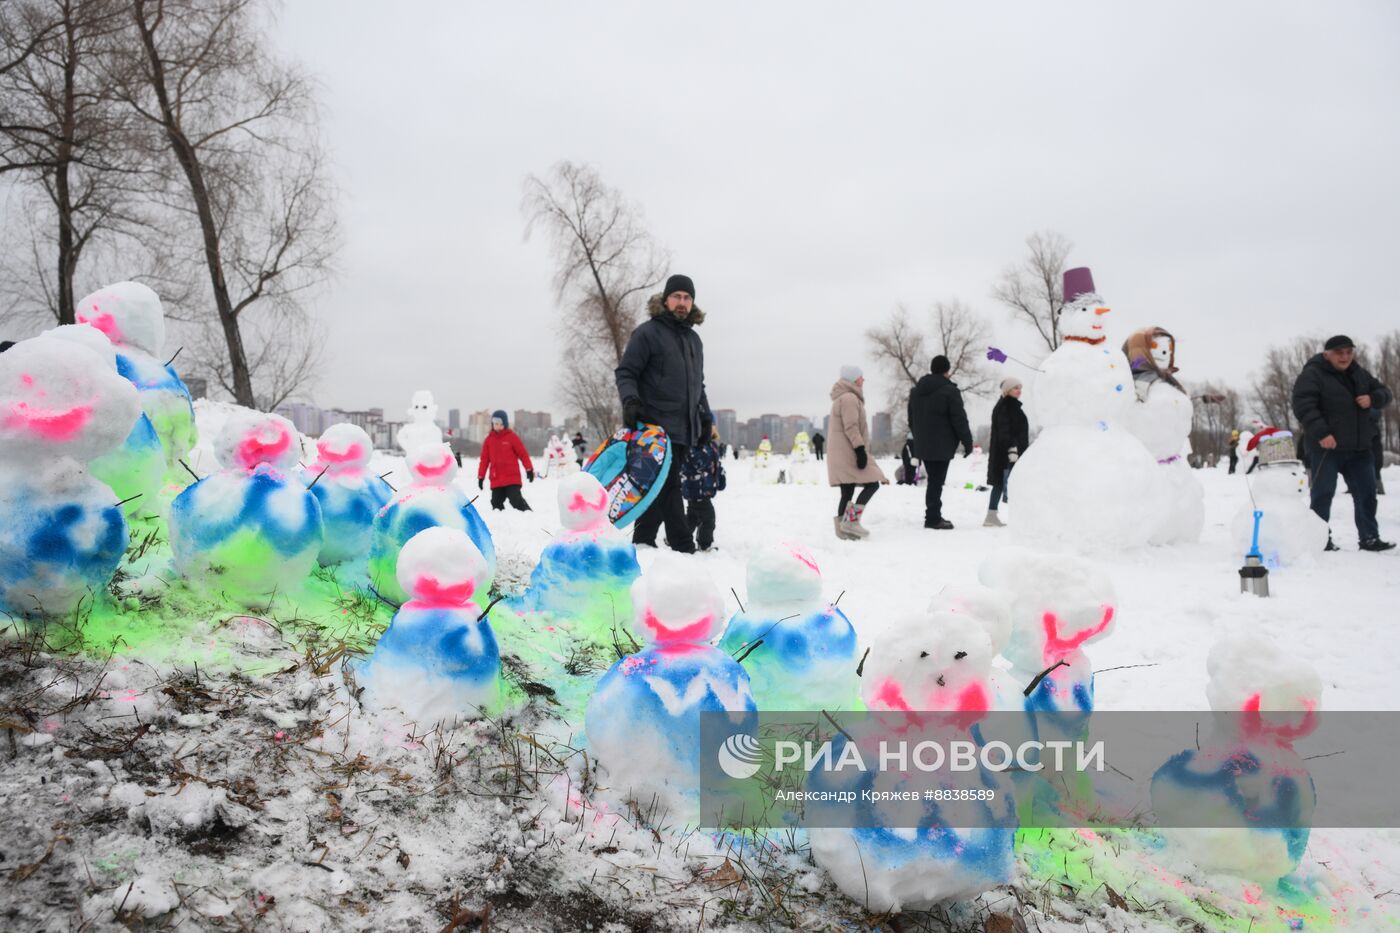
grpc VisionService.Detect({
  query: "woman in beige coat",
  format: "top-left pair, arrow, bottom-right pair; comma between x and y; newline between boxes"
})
827,365 -> 888,539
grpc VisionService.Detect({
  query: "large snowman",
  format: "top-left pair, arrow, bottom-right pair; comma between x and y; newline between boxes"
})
1011,267 -> 1164,552
0,334 -> 141,615
396,390 -> 443,455
74,281 -> 197,484
1120,327 -> 1204,544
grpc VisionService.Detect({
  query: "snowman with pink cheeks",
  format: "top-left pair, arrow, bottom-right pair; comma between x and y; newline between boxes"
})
169,410 -> 323,609
303,423 -> 392,566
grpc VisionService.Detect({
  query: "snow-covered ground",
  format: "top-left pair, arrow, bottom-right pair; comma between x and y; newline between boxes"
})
2,420 -> 1398,930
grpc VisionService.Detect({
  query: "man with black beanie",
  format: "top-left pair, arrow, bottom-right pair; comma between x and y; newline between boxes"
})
1292,334 -> 1394,551
615,273 -> 712,552
908,354 -> 973,529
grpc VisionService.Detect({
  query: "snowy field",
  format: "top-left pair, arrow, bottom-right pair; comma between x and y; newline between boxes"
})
2,409 -> 1399,930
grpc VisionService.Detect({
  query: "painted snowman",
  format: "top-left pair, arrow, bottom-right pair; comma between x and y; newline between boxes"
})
1151,635 -> 1320,882
0,334 -> 140,615
807,611 -> 1018,912
585,555 -> 756,818
169,410 -> 323,609
74,282 -> 197,483
1120,326 -> 1204,544
751,435 -> 776,484
40,324 -> 165,521
542,434 -> 577,478
368,443 -> 494,607
303,423 -> 393,566
926,582 -> 1015,709
359,526 -> 501,725
1011,267 -> 1164,551
511,472 -> 640,642
717,543 -> 861,710
395,390 -> 443,454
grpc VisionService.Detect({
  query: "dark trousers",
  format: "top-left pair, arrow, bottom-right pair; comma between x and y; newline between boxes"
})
1309,447 -> 1378,542
686,498 -> 716,550
633,444 -> 694,552
836,482 -> 879,516
814,448 -> 824,461
988,466 -> 1011,510
924,459 -> 951,523
900,455 -> 915,484
490,484 -> 532,512
1228,452 -> 1238,474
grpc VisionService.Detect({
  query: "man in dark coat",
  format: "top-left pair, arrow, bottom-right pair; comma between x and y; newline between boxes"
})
812,431 -> 825,461
908,355 -> 973,529
1291,335 -> 1394,551
615,273 -> 712,552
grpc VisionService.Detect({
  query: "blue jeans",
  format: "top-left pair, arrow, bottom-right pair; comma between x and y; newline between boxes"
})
988,467 -> 1011,511
1309,447 -> 1379,542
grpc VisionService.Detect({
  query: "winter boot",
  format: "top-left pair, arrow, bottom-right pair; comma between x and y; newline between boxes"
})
1360,537 -> 1396,552
983,510 -> 1005,527
833,515 -> 857,540
846,503 -> 871,538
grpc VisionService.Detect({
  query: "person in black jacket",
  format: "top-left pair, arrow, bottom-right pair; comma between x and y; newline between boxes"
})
984,377 -> 1029,527
898,433 -> 918,485
907,355 -> 973,529
812,432 -> 825,461
1291,335 -> 1394,551
615,273 -> 711,553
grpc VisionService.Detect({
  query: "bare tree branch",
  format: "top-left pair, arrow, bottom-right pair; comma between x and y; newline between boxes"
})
992,229 -> 1072,351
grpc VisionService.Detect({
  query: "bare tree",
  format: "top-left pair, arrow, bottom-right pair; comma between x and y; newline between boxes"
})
1189,380 -> 1242,465
190,307 -> 322,410
1250,336 -> 1321,430
0,0 -> 147,324
522,160 -> 668,430
866,300 -> 993,434
119,0 -> 336,409
1369,330 -> 1399,458
932,298 -> 993,397
992,230 -> 1072,351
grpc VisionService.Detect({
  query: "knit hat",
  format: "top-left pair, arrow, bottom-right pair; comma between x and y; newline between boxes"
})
840,364 -> 863,382
1000,377 -> 1022,395
1324,335 -> 1355,351
930,355 -> 951,375
491,409 -> 508,428
663,274 -> 695,299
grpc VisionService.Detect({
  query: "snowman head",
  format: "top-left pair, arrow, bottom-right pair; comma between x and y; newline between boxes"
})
1206,634 -> 1321,742
1058,266 -> 1111,344
557,472 -> 610,532
74,281 -> 166,357
746,543 -> 823,609
0,333 -> 140,463
39,323 -> 118,370
315,423 -> 373,474
927,583 -> 1013,656
407,390 -> 437,424
396,526 -> 488,609
215,410 -> 301,473
1123,327 -> 1182,390
980,547 -> 1117,670
862,611 -> 994,718
630,553 -> 725,645
407,443 -> 457,486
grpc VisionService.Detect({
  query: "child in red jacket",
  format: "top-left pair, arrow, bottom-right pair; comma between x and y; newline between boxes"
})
478,410 -> 534,511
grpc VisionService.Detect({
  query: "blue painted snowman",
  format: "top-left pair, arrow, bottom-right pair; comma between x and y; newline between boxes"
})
1151,635 -> 1320,883
586,555 -> 756,819
717,543 -> 860,710
169,410 -> 322,609
0,333 -> 141,616
302,423 -> 392,566
359,526 -> 501,725
368,443 -> 494,608
510,472 -> 640,642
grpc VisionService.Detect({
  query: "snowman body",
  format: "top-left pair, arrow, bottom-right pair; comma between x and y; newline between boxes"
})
368,444 -> 494,607
542,435 -> 578,478
585,557 -> 755,818
1120,331 -> 1204,544
717,544 -> 860,710
170,411 -> 322,609
360,527 -> 501,724
0,335 -> 140,616
1230,455 -> 1327,568
304,424 -> 393,566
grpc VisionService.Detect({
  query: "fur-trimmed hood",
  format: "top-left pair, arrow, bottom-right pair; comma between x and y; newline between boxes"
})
646,292 -> 706,326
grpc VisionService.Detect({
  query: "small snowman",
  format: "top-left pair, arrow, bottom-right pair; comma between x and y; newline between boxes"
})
926,583 -> 1016,708
787,431 -> 819,484
303,423 -> 393,566
1152,635 -> 1320,882
717,543 -> 861,710
359,527 -> 501,725
169,410 -> 323,609
39,324 -> 165,521
808,611 -> 1017,912
585,555 -> 756,819
511,472 -> 640,642
368,443 -> 494,607
0,334 -> 140,616
1011,267 -> 1165,552
395,390 -> 443,454
1230,433 -> 1328,567
74,282 -> 197,483
542,434 -> 577,478
751,435 -> 776,484
1120,326 -> 1204,544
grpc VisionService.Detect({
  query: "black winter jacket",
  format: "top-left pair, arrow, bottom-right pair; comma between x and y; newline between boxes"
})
615,295 -> 712,447
987,395 -> 1029,482
908,373 -> 972,461
1291,354 -> 1392,452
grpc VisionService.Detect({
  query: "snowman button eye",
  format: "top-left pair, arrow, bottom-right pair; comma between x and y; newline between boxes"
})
919,651 -> 929,658
954,651 -> 967,660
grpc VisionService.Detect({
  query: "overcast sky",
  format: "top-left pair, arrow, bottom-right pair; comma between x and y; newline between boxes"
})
273,0 -> 1399,424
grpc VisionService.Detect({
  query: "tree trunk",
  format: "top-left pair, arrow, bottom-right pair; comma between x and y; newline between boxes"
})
133,0 -> 254,407
54,10 -> 77,325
